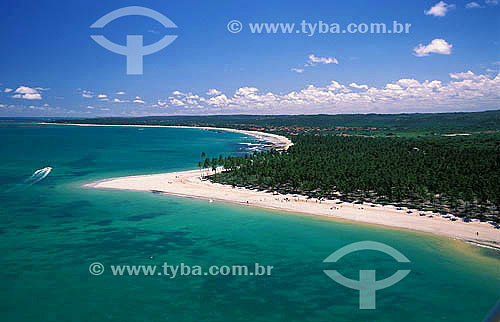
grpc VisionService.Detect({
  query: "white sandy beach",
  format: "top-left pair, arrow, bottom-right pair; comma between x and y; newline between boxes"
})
86,168 -> 500,248
51,123 -> 499,247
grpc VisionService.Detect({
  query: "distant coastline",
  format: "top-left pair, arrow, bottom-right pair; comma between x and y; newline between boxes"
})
85,168 -> 500,249
39,123 -> 293,151
42,122 -> 499,249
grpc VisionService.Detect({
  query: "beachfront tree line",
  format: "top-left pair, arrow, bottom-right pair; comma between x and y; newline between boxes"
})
200,134 -> 500,222
198,152 -> 224,176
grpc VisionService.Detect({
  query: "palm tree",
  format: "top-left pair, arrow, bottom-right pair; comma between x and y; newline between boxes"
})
200,152 -> 207,177
203,158 -> 210,178
211,158 -> 217,177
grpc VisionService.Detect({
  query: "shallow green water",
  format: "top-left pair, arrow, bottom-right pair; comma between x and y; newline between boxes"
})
0,121 -> 499,322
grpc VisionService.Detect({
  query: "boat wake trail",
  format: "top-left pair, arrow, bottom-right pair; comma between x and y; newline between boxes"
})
6,167 -> 53,192
25,167 -> 52,186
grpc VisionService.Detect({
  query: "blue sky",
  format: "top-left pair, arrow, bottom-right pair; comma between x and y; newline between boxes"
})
1,0 -> 499,116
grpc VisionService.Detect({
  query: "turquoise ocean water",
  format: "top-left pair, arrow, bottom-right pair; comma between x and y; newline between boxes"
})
0,121 -> 499,322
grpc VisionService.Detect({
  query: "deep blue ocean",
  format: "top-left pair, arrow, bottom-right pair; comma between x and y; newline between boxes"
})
0,121 -> 499,322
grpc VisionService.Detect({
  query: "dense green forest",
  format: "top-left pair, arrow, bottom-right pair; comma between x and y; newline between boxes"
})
206,133 -> 500,223
52,110 -> 500,137
51,111 -> 500,223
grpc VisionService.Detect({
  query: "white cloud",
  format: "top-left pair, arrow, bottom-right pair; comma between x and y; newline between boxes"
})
132,96 -> 145,104
396,79 -> 422,88
425,1 -> 456,16
15,86 -> 38,94
236,87 -> 259,96
13,93 -> 42,100
413,39 -> 452,57
97,94 -> 109,101
449,70 -> 492,82
449,70 -> 476,79
350,82 -> 369,90
465,2 -> 481,8
3,88 -> 13,93
327,81 -> 350,92
113,98 -> 129,103
13,86 -> 42,100
292,55 -> 339,73
206,89 -> 221,96
207,94 -> 230,107
307,54 -> 339,66
82,90 -> 93,98
486,0 -> 498,5
152,71 -> 499,114
154,100 -> 168,107
385,84 -> 403,90
87,105 -> 95,109
169,98 -> 185,106
116,91 -> 126,95
167,92 -> 200,106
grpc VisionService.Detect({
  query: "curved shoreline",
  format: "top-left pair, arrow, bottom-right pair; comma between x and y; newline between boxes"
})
45,122 -> 499,248
85,168 -> 500,249
39,123 -> 293,151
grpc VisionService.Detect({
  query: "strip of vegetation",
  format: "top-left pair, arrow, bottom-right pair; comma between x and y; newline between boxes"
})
51,110 -> 500,137
51,111 -> 500,223
206,133 -> 500,223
